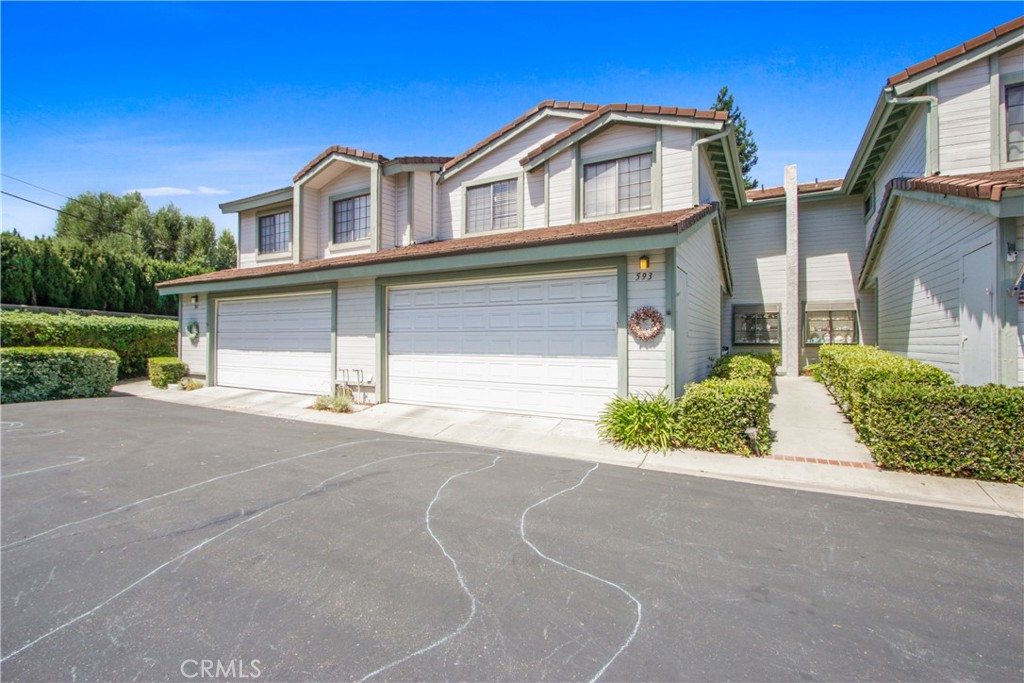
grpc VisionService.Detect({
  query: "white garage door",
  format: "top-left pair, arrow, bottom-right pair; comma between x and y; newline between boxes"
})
388,272 -> 618,420
216,292 -> 332,395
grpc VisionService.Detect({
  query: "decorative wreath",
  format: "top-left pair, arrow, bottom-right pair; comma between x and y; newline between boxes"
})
629,306 -> 664,342
185,320 -> 201,343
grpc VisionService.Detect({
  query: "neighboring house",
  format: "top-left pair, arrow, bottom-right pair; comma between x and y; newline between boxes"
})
159,17 -> 1024,419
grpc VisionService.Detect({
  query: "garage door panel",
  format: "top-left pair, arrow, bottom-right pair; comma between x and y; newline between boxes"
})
216,293 -> 331,395
389,378 -> 613,420
389,303 -> 616,333
389,331 -> 617,357
390,354 -> 618,388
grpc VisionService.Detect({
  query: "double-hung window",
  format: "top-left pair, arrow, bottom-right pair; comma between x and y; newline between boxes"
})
257,211 -> 291,254
466,179 -> 518,233
333,194 -> 371,243
1006,83 -> 1024,163
584,152 -> 652,218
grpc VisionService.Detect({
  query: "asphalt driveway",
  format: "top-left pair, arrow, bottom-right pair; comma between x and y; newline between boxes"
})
1,397 -> 1021,682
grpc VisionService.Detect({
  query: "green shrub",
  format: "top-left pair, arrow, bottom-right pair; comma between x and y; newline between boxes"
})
862,383 -> 1024,483
0,311 -> 178,378
676,378 -> 772,455
711,353 -> 774,384
597,390 -> 680,453
0,347 -> 119,403
312,391 -> 353,414
148,356 -> 188,389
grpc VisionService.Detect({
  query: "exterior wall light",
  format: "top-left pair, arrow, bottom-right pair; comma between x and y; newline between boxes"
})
190,295 -> 199,305
639,255 -> 650,270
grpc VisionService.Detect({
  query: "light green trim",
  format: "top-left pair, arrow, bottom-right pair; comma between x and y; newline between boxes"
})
653,127 -> 663,213
925,83 -> 940,175
461,173 -> 525,234
327,187 -> 372,204
292,186 -> 302,264
206,297 -> 216,387
664,246 -> 677,397
378,256 -> 623,288
616,260 -> 629,396
580,144 -> 655,167
330,285 -> 338,392
159,227 -> 702,296
841,93 -> 892,194
382,162 -> 444,176
375,280 -> 387,403
997,68 -> 1024,169
579,148 -> 657,221
741,188 -> 846,209
297,153 -> 378,186
219,187 -> 293,214
327,188 -> 373,249
253,205 -> 294,260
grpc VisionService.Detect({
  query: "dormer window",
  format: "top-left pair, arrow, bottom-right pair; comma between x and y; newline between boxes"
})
257,211 -> 291,254
333,194 -> 371,243
467,179 -> 518,233
584,152 -> 652,218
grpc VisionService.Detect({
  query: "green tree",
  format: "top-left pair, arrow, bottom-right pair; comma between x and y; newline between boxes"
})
212,230 -> 238,270
54,191 -> 149,255
711,86 -> 759,190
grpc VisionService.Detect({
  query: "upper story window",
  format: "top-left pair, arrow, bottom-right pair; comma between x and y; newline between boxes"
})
333,194 -> 371,243
584,152 -> 652,218
1006,84 -> 1023,162
258,211 -> 290,254
467,179 -> 518,232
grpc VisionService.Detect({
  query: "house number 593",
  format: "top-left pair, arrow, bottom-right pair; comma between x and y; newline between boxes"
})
634,272 -> 653,281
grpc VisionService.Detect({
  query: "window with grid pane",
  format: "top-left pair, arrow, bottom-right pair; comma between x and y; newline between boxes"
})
466,179 -> 517,232
258,212 -> 290,254
584,152 -> 652,218
333,194 -> 370,243
1007,84 -> 1024,162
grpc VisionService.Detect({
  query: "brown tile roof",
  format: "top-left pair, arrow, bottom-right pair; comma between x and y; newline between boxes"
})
890,168 -> 1024,201
159,206 -> 715,289
386,156 -> 452,165
521,104 -> 729,167
293,146 -> 387,182
887,16 -> 1024,86
441,100 -> 602,173
745,178 -> 844,202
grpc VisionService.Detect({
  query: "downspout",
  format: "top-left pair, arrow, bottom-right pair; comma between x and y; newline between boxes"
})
691,122 -> 732,206
884,88 -> 939,175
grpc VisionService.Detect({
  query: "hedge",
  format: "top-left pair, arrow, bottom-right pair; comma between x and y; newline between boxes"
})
148,356 -> 189,389
676,378 -> 772,455
1,347 -> 119,404
710,353 -> 775,384
0,311 -> 178,378
862,383 -> 1023,484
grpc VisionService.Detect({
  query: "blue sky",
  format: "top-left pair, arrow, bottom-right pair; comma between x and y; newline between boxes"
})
2,1 -> 1020,239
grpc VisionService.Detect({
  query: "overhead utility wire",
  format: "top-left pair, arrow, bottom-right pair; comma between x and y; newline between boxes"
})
1,190 -> 136,238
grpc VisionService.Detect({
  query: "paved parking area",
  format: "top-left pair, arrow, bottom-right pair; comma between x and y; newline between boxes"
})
2,398 -> 1022,682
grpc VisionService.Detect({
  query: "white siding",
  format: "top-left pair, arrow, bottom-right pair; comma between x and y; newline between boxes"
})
318,167 -> 373,258
547,150 -> 574,226
1017,218 -> 1023,387
661,127 -> 693,211
937,59 -> 992,174
627,249 -> 668,394
238,209 -> 292,269
801,198 -> 865,303
179,294 -> 207,375
303,187 -> 320,260
524,168 -> 546,228
337,278 -> 377,402
676,224 -> 723,388
380,173 -> 398,251
580,124 -> 655,159
868,106 -> 927,235
412,171 -> 434,243
697,146 -> 722,205
875,198 -> 997,381
721,205 -> 787,347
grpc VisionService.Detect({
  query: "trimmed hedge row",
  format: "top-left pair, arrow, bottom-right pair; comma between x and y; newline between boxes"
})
1,347 -> 119,404
148,357 -> 189,389
597,352 -> 774,456
0,311 -> 178,378
817,345 -> 1022,484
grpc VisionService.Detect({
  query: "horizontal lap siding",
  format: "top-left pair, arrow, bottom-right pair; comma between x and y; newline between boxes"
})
580,124 -> 655,159
303,187 -> 320,260
627,249 -> 667,394
676,225 -> 722,387
661,127 -> 693,211
525,169 -> 545,228
801,199 -> 864,303
547,150 -> 574,226
179,295 -> 207,375
239,210 -> 292,269
875,198 -> 997,380
722,206 -> 786,346
337,279 -> 377,402
1018,219 -> 1023,386
698,147 -> 721,204
412,172 -> 434,243
937,60 -> 992,175
868,107 -> 927,238
390,174 -> 407,249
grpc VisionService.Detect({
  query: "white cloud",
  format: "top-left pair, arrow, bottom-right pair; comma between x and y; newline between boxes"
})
129,186 -> 230,197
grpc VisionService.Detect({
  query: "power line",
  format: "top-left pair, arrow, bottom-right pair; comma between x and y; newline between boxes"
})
1,190 -> 139,240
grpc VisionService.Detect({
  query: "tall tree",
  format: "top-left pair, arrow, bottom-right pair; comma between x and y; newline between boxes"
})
711,86 -> 759,190
212,230 -> 238,270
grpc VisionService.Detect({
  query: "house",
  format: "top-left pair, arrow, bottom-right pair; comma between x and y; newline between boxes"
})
158,17 -> 1024,420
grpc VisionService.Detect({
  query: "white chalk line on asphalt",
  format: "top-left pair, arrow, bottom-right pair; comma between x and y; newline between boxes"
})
1,437 -> 430,551
2,457 -> 86,479
0,447 -> 478,664
358,454 -> 502,683
518,463 -> 643,683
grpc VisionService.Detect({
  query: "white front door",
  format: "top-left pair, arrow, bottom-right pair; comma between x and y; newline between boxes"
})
216,292 -> 332,395
960,241 -> 997,385
387,272 -> 619,420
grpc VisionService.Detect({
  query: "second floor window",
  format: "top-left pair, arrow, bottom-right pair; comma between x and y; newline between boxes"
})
467,179 -> 517,232
584,152 -> 652,218
1007,84 -> 1023,162
333,194 -> 371,243
258,211 -> 290,254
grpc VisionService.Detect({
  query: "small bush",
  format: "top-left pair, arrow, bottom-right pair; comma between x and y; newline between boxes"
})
0,311 -> 178,378
312,391 -> 353,414
597,390 -> 680,453
148,356 -> 188,389
676,378 -> 772,455
711,353 -> 774,384
0,347 -> 119,403
863,383 -> 1023,483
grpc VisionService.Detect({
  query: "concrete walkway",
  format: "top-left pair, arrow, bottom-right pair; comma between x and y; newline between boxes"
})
114,380 -> 1023,518
769,376 -> 875,465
